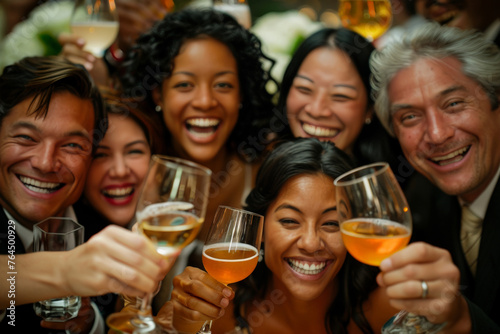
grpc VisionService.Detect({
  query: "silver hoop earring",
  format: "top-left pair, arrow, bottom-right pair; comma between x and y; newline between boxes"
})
155,105 -> 162,112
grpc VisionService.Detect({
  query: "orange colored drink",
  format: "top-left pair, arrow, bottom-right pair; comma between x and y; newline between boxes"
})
341,218 -> 411,266
202,243 -> 259,284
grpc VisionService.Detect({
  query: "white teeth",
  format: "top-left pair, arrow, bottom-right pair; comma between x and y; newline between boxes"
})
186,118 -> 220,127
302,123 -> 338,137
103,187 -> 133,197
288,259 -> 326,275
19,176 -> 62,193
431,146 -> 469,165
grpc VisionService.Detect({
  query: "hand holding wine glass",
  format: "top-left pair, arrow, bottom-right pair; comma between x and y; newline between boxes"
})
334,162 -> 446,334
70,0 -> 119,57
107,155 -> 212,334
198,206 -> 264,334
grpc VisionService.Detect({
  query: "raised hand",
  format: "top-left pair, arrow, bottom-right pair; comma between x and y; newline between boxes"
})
160,266 -> 234,333
377,242 -> 471,332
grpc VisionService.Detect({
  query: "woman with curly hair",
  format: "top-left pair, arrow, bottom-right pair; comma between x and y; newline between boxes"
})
115,8 -> 278,313
120,8 -> 277,241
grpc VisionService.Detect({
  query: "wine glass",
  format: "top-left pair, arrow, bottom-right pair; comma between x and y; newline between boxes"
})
212,0 -> 252,29
197,206 -> 264,334
107,155 -> 212,334
338,0 -> 393,42
70,0 -> 120,57
334,162 -> 445,334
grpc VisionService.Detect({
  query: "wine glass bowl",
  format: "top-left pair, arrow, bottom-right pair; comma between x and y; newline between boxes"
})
70,0 -> 119,57
198,206 -> 264,333
107,155 -> 212,334
334,162 -> 412,266
338,0 -> 393,42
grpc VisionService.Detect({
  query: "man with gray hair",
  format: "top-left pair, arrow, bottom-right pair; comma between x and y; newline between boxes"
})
371,22 -> 500,332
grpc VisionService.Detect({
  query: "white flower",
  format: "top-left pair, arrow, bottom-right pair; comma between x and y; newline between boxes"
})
251,10 -> 323,83
0,0 -> 74,71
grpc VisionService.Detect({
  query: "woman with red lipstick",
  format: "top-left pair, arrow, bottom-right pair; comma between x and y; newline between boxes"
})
161,138 -> 464,334
74,87 -> 164,239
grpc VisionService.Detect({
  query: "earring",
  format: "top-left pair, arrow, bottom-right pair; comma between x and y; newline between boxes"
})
258,248 -> 264,262
155,105 -> 162,112
365,117 -> 372,125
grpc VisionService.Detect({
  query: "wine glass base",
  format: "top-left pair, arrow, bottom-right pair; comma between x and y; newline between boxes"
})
382,313 -> 446,334
107,311 -> 160,334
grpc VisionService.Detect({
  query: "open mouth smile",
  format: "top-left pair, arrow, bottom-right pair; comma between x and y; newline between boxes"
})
302,123 -> 339,138
287,258 -> 328,275
429,145 -> 470,166
18,175 -> 64,194
102,186 -> 134,199
186,118 -> 220,138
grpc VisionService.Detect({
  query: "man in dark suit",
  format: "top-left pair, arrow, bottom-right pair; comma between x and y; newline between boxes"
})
0,56 -> 170,333
370,22 -> 500,333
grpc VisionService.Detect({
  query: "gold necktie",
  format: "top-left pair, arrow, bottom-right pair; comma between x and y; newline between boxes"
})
460,206 -> 482,276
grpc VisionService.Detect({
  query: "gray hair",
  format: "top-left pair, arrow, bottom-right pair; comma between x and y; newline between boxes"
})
370,22 -> 500,136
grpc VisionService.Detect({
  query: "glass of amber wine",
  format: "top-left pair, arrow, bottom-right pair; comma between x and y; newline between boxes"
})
338,0 -> 393,42
334,162 -> 445,334
197,206 -> 264,334
107,155 -> 212,334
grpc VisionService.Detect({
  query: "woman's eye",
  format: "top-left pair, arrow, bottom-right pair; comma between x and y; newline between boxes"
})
278,218 -> 299,226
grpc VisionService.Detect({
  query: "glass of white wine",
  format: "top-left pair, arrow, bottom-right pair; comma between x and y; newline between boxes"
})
197,206 -> 264,334
212,0 -> 252,29
70,0 -> 120,57
334,162 -> 445,334
338,0 -> 393,42
107,155 -> 212,334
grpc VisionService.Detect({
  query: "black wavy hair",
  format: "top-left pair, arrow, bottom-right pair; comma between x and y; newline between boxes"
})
119,8 -> 277,162
236,137 -> 379,333
275,28 -> 405,185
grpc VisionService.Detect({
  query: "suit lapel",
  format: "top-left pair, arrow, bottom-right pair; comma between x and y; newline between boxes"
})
474,179 -> 500,312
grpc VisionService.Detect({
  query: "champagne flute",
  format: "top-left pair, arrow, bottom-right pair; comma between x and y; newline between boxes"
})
107,155 -> 212,334
70,0 -> 120,57
212,0 -> 252,29
338,0 -> 393,42
197,206 -> 264,334
334,162 -> 445,334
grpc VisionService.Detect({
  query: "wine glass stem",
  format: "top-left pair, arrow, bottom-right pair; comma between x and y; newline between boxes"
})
198,320 -> 213,334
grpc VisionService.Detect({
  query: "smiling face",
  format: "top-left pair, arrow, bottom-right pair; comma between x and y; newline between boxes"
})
84,114 -> 151,226
264,173 -> 346,301
154,37 -> 240,164
417,0 -> 497,32
389,57 -> 500,202
286,47 -> 370,154
0,91 -> 95,228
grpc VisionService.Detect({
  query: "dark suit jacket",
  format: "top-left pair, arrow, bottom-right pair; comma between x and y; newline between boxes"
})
0,207 -> 68,333
406,173 -> 500,333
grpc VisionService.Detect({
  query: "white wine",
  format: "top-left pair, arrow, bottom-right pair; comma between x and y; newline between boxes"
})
138,202 -> 203,257
70,21 -> 119,56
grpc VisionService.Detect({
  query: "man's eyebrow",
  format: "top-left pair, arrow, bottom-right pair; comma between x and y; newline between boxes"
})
390,85 -> 467,115
12,121 -> 92,142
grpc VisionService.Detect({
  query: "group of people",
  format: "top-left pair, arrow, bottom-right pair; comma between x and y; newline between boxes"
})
0,2 -> 499,334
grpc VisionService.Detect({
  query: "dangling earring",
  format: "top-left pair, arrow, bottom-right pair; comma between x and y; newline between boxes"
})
365,117 -> 372,125
258,247 -> 264,262
155,105 -> 162,112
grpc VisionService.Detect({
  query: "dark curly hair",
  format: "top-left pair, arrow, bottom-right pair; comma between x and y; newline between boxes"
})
237,137 -> 379,333
119,8 -> 277,162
